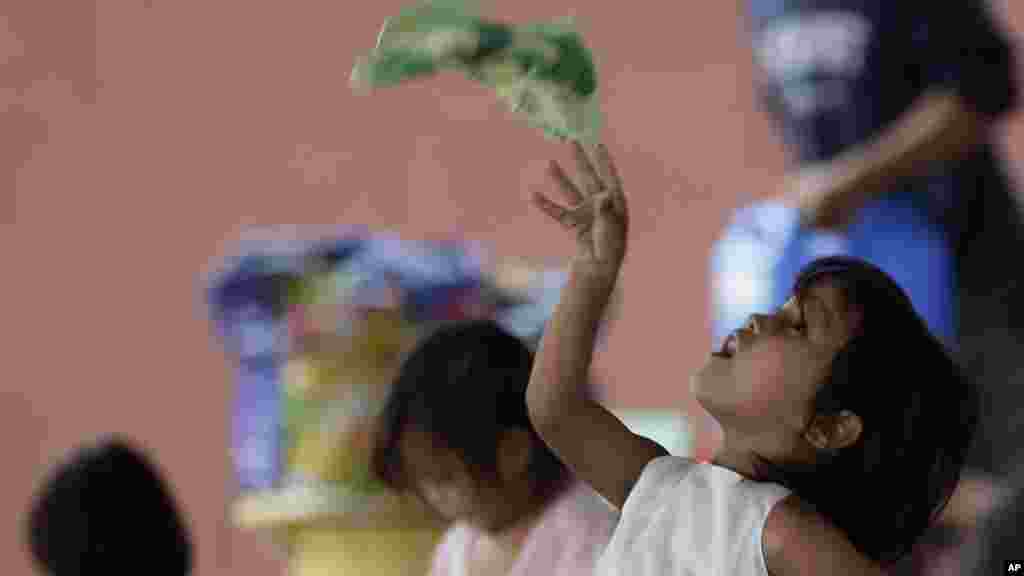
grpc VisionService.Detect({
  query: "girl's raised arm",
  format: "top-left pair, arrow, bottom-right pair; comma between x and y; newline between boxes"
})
526,143 -> 668,510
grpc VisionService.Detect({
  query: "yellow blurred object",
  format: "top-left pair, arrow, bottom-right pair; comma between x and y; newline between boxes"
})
277,296 -> 426,507
233,484 -> 445,529
286,352 -> 357,398
290,422 -> 351,484
243,308 -> 445,575
288,527 -> 444,576
349,308 -> 419,373
289,411 -> 382,485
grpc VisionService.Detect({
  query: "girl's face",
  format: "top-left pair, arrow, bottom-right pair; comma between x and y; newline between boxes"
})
399,427 -> 484,521
398,427 -> 528,530
691,278 -> 859,447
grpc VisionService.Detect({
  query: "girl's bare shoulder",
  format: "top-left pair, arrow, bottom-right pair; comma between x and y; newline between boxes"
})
763,495 -> 885,576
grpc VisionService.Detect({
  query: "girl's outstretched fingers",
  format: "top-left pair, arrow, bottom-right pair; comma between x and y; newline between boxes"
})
595,143 -> 625,212
548,160 -> 585,206
532,189 -> 576,230
573,142 -> 603,197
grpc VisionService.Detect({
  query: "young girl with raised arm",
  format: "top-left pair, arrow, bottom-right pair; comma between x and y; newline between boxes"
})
526,142 -> 977,575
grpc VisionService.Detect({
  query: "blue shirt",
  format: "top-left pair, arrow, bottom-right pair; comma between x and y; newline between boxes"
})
746,0 -> 1017,224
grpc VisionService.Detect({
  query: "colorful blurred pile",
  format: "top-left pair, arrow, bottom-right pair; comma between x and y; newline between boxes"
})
205,227 -> 571,530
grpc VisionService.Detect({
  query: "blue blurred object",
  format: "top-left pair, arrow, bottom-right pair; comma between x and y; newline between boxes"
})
712,195 -> 957,351
710,201 -> 799,345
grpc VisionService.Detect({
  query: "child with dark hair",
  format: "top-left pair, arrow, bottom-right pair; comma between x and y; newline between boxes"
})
27,437 -> 193,576
373,319 -> 618,576
526,142 -> 977,575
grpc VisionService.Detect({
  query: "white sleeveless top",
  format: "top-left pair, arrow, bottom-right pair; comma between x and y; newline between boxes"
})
597,456 -> 792,576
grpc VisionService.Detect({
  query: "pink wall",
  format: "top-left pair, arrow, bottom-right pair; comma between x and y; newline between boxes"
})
5,2 -> 1023,574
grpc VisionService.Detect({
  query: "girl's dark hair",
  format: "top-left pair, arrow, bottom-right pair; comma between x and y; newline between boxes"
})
753,256 -> 978,565
373,319 -> 568,500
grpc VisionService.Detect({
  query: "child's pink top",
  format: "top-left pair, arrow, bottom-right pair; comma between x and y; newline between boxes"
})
428,481 -> 619,576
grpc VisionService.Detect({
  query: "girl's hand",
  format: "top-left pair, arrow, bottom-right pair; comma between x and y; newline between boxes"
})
532,142 -> 628,282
